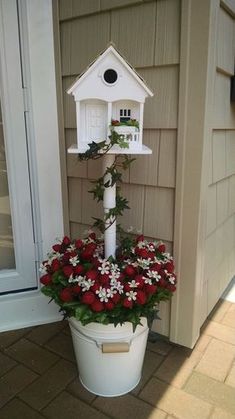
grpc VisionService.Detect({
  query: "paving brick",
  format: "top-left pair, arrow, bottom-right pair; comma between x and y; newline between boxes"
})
6,338 -> 59,374
195,338 -> 235,381
43,391 -> 109,419
184,371 -> 235,415
0,352 -> 17,377
0,365 -> 38,408
45,332 -> 76,362
194,334 -> 212,353
26,321 -> 65,345
208,299 -> 232,323
0,328 -> 31,350
210,407 -> 235,419
93,393 -> 167,419
139,377 -> 212,418
225,363 -> 235,388
19,359 -> 77,410
154,346 -> 202,388
147,339 -> 173,356
0,398 -> 44,419
204,321 -> 235,345
222,305 -> 235,329
67,376 -> 97,403
132,349 -> 164,395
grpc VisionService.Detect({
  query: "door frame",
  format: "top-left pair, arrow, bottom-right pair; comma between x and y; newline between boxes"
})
0,0 -> 64,331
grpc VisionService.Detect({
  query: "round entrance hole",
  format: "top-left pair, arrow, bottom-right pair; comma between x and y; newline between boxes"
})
103,69 -> 118,85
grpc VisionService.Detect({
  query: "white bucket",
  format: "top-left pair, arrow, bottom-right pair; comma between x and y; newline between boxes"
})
69,317 -> 149,397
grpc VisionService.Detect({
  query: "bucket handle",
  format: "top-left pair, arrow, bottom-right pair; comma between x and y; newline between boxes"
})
102,342 -> 129,353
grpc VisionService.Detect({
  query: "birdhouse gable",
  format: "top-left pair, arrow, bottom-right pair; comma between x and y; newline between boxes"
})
67,45 -> 153,101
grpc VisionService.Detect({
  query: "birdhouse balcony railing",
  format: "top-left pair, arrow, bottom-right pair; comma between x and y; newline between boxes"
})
113,126 -> 141,149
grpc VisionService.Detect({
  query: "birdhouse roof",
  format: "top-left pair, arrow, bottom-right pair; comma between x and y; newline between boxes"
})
67,44 -> 154,97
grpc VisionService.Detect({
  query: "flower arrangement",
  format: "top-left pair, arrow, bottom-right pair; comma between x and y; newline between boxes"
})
40,232 -> 176,330
111,119 -> 139,128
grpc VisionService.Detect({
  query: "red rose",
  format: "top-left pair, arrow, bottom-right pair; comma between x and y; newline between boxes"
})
145,284 -> 157,295
74,264 -> 84,275
105,301 -> 115,310
167,284 -> 176,292
75,239 -> 83,249
124,265 -> 136,277
124,283 -> 131,292
40,274 -> 52,285
159,278 -> 167,288
72,285 -> 81,294
157,243 -> 166,253
134,275 -> 145,288
136,290 -> 147,304
52,244 -> 61,252
164,262 -> 174,273
151,262 -> 161,272
99,273 -> 110,285
136,235 -> 144,243
63,265 -> 73,277
89,232 -> 96,240
59,288 -> 73,302
86,270 -> 98,281
123,298 -> 133,308
112,293 -> 121,304
62,236 -> 71,246
138,248 -> 148,259
51,259 -> 60,272
91,283 -> 100,293
81,291 -> 96,305
91,299 -> 104,312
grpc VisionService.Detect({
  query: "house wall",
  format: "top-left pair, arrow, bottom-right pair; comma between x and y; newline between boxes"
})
57,0 -> 180,336
202,1 -> 235,324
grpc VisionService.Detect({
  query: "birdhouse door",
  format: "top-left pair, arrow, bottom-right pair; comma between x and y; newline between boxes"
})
86,103 -> 107,142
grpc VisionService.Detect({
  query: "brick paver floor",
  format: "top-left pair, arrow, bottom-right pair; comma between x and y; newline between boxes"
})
0,293 -> 235,418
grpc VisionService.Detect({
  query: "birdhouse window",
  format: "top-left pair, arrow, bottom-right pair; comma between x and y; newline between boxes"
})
103,69 -> 118,85
120,109 -> 131,123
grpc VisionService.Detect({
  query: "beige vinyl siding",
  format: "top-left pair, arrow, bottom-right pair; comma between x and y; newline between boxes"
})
58,0 -> 180,337
202,4 -> 235,323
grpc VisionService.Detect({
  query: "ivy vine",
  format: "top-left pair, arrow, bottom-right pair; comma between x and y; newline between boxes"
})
78,130 -> 136,234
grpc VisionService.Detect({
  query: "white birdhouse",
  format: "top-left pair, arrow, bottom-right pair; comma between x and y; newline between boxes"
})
67,45 -> 154,155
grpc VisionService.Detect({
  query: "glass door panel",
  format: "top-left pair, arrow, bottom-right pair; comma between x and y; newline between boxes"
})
0,103 -> 15,270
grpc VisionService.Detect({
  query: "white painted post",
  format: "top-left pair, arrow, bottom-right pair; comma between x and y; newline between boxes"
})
103,153 -> 116,258
75,100 -> 80,147
107,102 -> 112,136
139,102 -> 144,147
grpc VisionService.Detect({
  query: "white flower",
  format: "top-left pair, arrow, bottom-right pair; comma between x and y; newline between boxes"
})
81,278 -> 95,291
147,270 -> 161,281
126,290 -> 137,301
98,261 -> 110,275
96,287 -> 112,302
69,255 -> 79,266
47,252 -> 61,264
39,263 -> 48,275
110,279 -> 124,294
168,276 -> 175,285
137,258 -> 151,269
137,241 -> 146,249
68,244 -> 76,252
69,275 -> 84,284
128,280 -> 139,288
127,226 -> 134,233
143,277 -> 152,285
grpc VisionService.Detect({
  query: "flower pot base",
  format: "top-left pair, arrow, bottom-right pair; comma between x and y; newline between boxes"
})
79,375 -> 141,398
69,317 -> 149,397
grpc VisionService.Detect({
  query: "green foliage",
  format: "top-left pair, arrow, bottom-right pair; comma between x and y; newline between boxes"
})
79,131 -> 136,234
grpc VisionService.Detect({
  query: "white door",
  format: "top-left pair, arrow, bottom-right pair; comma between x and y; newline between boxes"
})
86,104 -> 107,142
0,0 -> 36,294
